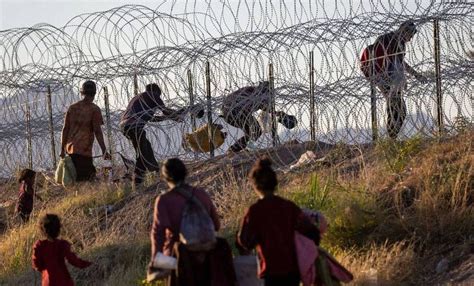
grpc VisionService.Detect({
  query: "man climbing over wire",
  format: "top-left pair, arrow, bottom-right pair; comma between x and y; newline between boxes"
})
361,20 -> 428,139
221,81 -> 296,152
120,83 -> 184,186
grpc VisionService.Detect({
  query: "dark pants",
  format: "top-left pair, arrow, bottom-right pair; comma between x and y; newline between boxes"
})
223,110 -> 262,152
264,274 -> 300,286
376,74 -> 407,140
168,238 -> 237,286
69,154 -> 96,181
122,126 -> 159,185
386,96 -> 407,139
19,212 -> 30,223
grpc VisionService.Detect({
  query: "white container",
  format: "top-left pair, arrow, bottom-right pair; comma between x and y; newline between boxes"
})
152,252 -> 177,270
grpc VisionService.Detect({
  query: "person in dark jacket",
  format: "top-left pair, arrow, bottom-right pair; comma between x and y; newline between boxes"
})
16,168 -> 41,223
32,214 -> 92,286
237,158 -> 320,286
368,20 -> 428,139
222,81 -> 297,152
120,84 -> 183,186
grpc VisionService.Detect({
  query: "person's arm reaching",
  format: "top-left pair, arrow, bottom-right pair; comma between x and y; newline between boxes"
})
64,241 -> 92,268
404,61 -> 427,83
93,108 -> 111,160
155,105 -> 184,122
148,96 -> 183,122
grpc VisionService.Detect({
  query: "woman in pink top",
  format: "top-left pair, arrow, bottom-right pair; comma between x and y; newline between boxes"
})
32,214 -> 92,286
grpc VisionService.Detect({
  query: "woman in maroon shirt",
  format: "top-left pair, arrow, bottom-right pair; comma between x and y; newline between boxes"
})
237,158 -> 320,286
32,214 -> 92,286
150,158 -> 222,285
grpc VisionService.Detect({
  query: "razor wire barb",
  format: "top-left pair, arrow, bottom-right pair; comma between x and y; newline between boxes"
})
0,0 -> 473,178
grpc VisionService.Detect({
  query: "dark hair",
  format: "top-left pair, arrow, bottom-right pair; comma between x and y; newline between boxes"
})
39,214 -> 61,239
399,20 -> 417,35
18,168 -> 36,183
161,158 -> 187,184
145,83 -> 161,95
80,80 -> 97,96
258,81 -> 270,93
249,157 -> 278,192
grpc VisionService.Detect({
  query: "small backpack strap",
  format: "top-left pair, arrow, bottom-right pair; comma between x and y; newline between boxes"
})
173,186 -> 207,211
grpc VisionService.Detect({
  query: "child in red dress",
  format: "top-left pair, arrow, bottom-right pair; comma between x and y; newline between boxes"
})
32,214 -> 92,286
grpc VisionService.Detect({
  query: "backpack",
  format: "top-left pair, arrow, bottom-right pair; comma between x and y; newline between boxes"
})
175,187 -> 216,251
360,43 -> 386,78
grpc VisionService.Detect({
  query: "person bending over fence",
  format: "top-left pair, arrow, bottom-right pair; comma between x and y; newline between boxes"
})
120,83 -> 183,186
222,81 -> 297,152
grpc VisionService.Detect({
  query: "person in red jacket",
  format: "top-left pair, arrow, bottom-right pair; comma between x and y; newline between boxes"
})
237,158 -> 320,286
16,168 -> 41,223
32,214 -> 92,286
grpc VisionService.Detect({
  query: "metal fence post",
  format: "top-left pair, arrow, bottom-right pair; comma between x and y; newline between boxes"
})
187,69 -> 197,132
434,19 -> 443,135
103,86 -> 114,167
133,73 -> 139,96
46,85 -> 57,169
187,69 -> 198,160
369,49 -> 378,141
25,99 -> 33,169
309,51 -> 316,142
268,63 -> 278,147
205,61 -> 214,158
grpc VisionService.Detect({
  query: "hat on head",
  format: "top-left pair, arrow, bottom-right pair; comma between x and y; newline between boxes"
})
80,80 -> 97,96
399,20 -> 417,35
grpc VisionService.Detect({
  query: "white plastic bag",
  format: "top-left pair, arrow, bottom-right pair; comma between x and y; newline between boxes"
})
152,252 -> 177,270
55,156 -> 77,187
54,158 -> 64,184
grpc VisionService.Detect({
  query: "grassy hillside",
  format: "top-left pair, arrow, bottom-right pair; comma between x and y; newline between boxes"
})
0,131 -> 472,285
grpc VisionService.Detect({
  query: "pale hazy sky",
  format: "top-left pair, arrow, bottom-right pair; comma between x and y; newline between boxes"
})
0,0 -> 160,30
0,0 -> 424,31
